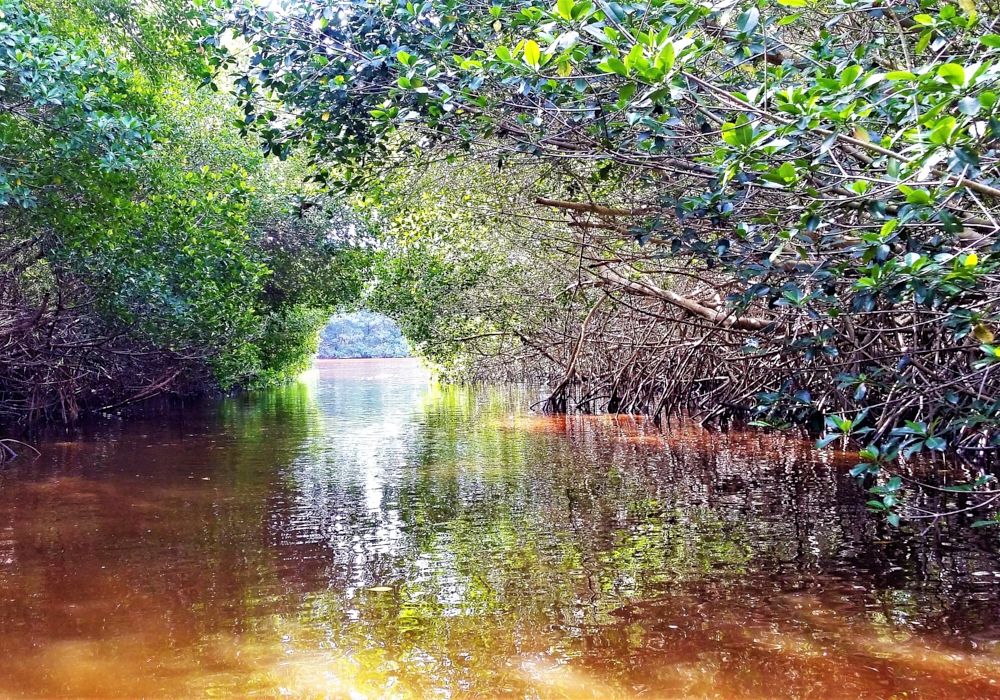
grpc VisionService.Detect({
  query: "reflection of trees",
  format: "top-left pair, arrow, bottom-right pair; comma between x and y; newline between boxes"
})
0,383 -> 324,697
270,381 -> 1000,698
5,374 -> 999,697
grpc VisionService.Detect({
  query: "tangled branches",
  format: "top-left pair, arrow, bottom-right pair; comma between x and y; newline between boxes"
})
220,0 -> 1000,523
529,190 -> 1000,456
0,280 -> 204,424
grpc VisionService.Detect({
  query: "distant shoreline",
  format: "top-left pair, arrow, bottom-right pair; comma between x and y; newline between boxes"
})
314,357 -> 415,363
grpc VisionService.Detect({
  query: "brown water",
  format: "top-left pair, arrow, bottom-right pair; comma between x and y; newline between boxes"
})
1,358 -> 999,699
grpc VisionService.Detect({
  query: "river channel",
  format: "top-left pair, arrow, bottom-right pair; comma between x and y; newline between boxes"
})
1,358 -> 999,698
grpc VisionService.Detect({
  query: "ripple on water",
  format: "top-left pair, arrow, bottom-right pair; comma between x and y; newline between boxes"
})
0,358 -> 998,699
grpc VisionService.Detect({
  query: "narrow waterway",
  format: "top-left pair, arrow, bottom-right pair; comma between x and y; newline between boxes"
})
1,358 -> 999,699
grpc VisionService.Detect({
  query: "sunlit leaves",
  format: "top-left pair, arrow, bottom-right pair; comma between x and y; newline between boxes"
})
522,40 -> 541,69
0,0 -> 367,400
937,63 -> 965,87
840,65 -> 861,86
0,0 -> 152,207
598,56 -> 628,77
721,114 -> 754,147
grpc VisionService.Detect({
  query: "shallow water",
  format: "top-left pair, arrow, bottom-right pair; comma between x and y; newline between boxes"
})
1,358 -> 999,699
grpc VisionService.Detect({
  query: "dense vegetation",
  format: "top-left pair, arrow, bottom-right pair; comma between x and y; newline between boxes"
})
317,312 -> 410,358
214,0 -> 1000,525
3,0 -> 1000,525
0,0 -> 368,422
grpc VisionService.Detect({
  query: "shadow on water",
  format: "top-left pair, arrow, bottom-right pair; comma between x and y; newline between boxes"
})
0,358 -> 998,698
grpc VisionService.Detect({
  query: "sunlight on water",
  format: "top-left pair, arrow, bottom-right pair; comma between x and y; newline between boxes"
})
1,358 -> 1000,698
296,366 -> 321,385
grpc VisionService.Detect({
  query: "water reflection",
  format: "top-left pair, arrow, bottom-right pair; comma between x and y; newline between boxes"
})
0,358 -> 999,698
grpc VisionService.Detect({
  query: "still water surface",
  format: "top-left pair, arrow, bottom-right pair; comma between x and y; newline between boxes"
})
1,358 -> 1000,698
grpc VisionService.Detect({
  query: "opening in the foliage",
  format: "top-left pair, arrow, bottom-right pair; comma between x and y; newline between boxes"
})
317,311 -> 411,359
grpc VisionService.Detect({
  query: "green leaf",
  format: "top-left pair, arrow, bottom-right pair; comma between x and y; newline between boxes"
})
928,117 -> 956,145
721,115 -> 755,148
902,187 -> 932,205
860,445 -> 879,460
735,114 -> 753,145
495,46 -> 512,62
980,34 -> 1000,48
599,57 -> 628,77
886,71 -> 917,81
937,63 -> 965,87
655,42 -> 675,73
523,40 -> 541,68
556,0 -> 574,20
737,7 -> 759,34
571,1 -> 593,20
925,436 -> 947,451
626,43 -> 644,69
776,0 -> 807,6
972,520 -> 1000,527
916,30 -> 933,53
840,65 -> 861,86
616,82 -> 636,107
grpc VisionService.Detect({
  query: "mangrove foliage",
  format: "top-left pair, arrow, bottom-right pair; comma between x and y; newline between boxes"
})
212,0 -> 1000,524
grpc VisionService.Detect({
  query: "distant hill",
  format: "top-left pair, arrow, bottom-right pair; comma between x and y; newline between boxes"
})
317,312 -> 411,359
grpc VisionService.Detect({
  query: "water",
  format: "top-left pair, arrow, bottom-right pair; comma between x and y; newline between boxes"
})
1,358 -> 999,698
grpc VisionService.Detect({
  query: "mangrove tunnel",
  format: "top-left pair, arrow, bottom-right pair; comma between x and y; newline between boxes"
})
2,0 -> 1000,696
